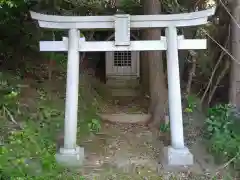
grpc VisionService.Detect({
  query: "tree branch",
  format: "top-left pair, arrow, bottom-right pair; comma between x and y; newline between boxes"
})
200,29 -> 230,104
208,60 -> 230,105
186,50 -> 197,96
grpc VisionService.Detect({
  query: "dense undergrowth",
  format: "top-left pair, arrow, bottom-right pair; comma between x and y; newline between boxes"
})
0,71 -> 102,179
182,96 -> 240,178
204,104 -> 240,176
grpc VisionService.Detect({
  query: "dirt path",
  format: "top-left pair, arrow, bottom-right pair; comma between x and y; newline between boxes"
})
80,123 -> 162,179
77,110 -> 225,180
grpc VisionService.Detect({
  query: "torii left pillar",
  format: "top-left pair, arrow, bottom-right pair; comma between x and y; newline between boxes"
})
55,29 -> 85,167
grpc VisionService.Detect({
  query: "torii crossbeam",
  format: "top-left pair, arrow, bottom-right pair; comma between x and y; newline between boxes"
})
30,7 -> 216,168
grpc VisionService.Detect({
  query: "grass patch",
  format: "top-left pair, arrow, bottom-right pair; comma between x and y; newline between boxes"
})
0,72 -> 103,179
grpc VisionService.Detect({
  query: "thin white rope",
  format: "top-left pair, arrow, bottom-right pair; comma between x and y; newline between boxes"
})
198,0 -> 240,65
200,28 -> 240,65
219,0 -> 240,29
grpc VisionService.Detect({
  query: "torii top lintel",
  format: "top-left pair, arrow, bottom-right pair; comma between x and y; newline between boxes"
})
30,7 -> 216,29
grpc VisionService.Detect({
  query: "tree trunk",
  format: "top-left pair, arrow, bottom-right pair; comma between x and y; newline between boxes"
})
229,0 -> 240,109
141,0 -> 168,127
140,32 -> 150,94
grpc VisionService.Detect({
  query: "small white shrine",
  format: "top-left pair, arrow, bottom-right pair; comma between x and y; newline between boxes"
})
30,8 -> 216,168
105,33 -> 140,96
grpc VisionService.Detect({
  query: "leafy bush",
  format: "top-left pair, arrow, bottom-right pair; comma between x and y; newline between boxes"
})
205,104 -> 240,169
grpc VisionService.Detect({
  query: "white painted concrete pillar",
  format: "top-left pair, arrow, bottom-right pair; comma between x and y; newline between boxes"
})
165,26 -> 185,149
64,29 -> 80,149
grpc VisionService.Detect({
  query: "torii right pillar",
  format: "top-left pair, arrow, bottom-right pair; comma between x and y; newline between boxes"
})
163,26 -> 193,167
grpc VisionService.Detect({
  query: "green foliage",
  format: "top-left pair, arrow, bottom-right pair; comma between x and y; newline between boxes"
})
88,118 -> 101,133
0,72 -> 101,178
45,53 -> 67,67
0,0 -> 27,7
0,0 -> 39,62
0,0 -> 16,7
120,0 -> 142,14
184,95 -> 198,113
159,122 -> 170,133
0,75 -> 61,178
162,0 -> 187,13
204,104 -> 240,169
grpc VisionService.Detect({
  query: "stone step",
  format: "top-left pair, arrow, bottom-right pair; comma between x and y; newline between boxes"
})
106,77 -> 139,89
98,113 -> 151,124
110,88 -> 140,97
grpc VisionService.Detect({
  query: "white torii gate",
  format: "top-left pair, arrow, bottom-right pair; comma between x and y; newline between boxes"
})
30,8 -> 216,167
